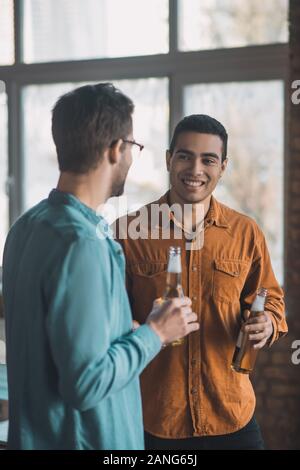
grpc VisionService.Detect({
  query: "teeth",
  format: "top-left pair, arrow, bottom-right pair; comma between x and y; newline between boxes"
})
183,179 -> 204,187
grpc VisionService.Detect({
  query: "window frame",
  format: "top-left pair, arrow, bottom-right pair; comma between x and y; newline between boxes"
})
0,0 -> 289,285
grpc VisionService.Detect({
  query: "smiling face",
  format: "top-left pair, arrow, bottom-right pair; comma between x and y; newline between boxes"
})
166,131 -> 228,205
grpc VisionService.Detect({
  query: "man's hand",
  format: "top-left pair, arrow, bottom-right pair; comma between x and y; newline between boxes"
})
243,310 -> 274,349
146,297 -> 199,346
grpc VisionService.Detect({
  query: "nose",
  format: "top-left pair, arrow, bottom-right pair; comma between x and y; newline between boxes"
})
189,157 -> 205,175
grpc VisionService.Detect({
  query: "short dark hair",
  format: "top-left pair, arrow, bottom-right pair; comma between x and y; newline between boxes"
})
52,83 -> 134,173
169,114 -> 228,161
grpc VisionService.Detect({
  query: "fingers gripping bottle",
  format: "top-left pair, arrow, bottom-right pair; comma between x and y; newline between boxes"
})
231,288 -> 268,374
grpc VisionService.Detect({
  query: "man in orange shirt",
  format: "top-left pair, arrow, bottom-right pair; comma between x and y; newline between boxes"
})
115,114 -> 287,450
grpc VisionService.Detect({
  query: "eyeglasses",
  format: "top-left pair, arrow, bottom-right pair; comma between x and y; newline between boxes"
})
122,139 -> 144,158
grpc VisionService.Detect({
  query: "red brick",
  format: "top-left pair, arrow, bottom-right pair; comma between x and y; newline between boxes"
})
290,199 -> 300,211
271,384 -> 300,396
266,397 -> 286,411
253,381 -> 267,393
292,138 -> 300,151
272,352 -> 291,365
263,366 -> 295,380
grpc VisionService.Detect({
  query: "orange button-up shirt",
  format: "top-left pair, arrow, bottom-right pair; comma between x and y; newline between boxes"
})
115,192 -> 287,438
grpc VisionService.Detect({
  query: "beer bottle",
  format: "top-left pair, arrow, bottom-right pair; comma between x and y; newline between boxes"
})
163,246 -> 185,346
231,288 -> 268,374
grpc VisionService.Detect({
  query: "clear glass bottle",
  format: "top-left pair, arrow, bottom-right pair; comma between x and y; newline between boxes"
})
231,287 -> 268,374
163,246 -> 185,346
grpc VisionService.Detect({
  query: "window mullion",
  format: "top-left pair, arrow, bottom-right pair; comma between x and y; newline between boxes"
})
13,0 -> 23,64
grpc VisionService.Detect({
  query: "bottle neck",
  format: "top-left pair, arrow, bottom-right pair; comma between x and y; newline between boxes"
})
164,272 -> 184,298
251,294 -> 266,312
167,253 -> 182,274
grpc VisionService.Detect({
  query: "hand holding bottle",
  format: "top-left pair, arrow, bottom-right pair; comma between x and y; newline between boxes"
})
146,297 -> 199,347
243,310 -> 274,350
231,287 -> 272,374
162,246 -> 186,346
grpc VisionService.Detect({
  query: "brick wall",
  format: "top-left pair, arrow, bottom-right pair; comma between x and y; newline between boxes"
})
252,0 -> 300,450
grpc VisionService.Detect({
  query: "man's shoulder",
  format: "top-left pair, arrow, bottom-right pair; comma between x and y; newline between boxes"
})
217,199 -> 262,236
10,198 -> 98,245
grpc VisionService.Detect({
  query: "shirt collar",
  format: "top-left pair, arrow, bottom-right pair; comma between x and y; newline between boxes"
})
48,189 -> 113,238
206,195 -> 230,229
154,191 -> 230,232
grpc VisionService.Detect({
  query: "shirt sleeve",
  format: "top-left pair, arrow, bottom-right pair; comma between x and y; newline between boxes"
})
115,236 -> 135,312
240,225 -> 288,346
44,237 -> 162,411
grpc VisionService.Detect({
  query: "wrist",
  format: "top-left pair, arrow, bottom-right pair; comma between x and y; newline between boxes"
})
147,320 -> 165,346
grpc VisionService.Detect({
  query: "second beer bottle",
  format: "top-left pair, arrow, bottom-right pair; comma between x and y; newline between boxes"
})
231,287 -> 268,374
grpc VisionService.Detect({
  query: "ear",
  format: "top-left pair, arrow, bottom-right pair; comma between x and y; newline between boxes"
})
108,139 -> 123,165
220,157 -> 228,176
166,150 -> 171,172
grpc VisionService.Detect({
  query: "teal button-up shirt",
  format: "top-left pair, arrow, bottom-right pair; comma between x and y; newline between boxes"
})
2,189 -> 162,450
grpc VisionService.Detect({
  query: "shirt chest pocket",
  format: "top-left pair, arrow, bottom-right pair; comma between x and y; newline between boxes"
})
212,259 -> 250,304
128,262 -> 167,322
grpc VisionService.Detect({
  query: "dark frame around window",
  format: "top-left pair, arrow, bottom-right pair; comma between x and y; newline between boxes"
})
0,0 -> 289,284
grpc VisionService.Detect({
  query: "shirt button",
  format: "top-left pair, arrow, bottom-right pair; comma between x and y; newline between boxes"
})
191,388 -> 197,395
192,296 -> 197,301
192,266 -> 197,272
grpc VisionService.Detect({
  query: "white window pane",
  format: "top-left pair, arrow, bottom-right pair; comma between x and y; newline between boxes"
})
184,81 -> 284,283
0,82 -> 9,263
23,0 -> 169,63
111,78 -> 169,216
179,0 -> 288,51
0,0 -> 14,65
23,84 -> 68,209
23,79 -> 169,216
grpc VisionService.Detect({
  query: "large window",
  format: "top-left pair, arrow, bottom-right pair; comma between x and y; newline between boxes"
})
23,0 -> 169,63
0,82 -> 8,263
185,80 -> 284,282
23,78 -> 169,214
179,0 -> 288,51
0,0 -> 289,281
0,0 -> 14,65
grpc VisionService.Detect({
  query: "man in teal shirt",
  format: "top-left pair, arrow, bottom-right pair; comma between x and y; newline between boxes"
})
2,83 -> 199,450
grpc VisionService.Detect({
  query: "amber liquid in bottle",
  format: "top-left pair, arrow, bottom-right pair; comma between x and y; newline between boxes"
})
231,288 -> 268,374
163,246 -> 185,346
